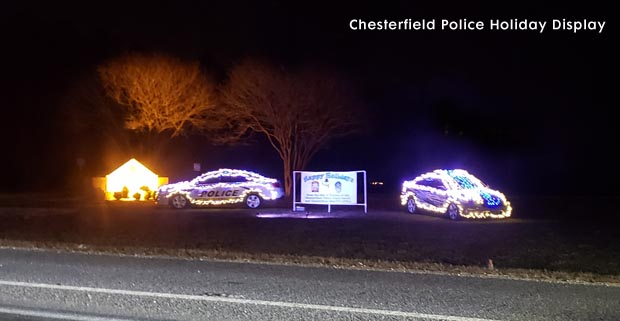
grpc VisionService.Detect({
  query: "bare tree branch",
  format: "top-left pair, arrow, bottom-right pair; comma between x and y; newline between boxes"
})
214,59 -> 362,196
98,53 -> 217,138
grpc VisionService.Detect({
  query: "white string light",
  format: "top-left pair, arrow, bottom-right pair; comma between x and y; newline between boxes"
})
400,169 -> 512,219
157,169 -> 282,206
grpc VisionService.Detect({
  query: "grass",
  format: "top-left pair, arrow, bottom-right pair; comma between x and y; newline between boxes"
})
0,193 -> 619,284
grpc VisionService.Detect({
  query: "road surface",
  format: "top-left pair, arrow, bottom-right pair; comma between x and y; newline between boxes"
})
0,248 -> 618,321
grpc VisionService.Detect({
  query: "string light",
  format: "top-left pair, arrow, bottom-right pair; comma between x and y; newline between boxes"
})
156,169 -> 283,206
400,169 -> 512,219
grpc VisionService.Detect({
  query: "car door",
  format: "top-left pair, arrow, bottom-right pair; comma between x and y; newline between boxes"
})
416,178 -> 449,211
194,176 -> 221,200
216,175 -> 248,200
413,179 -> 435,207
426,178 -> 450,209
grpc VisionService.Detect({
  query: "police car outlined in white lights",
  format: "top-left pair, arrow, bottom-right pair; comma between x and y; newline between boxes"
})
400,169 -> 512,220
155,169 -> 284,209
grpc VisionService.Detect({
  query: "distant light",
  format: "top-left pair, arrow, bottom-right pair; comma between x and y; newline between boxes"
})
370,181 -> 384,186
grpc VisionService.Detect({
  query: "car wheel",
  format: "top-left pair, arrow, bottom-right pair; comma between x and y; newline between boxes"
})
406,197 -> 417,214
170,194 -> 189,209
447,203 -> 460,220
245,194 -> 262,209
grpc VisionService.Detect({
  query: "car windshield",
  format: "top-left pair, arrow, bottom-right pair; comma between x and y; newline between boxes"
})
451,175 -> 484,190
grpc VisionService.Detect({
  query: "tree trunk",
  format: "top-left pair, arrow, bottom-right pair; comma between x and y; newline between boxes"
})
283,160 -> 292,197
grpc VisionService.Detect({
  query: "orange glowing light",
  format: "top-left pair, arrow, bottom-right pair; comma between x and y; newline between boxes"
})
105,158 -> 162,201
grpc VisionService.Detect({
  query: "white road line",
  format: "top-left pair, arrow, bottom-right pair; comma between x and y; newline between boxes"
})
0,306 -> 136,321
0,280 -> 503,321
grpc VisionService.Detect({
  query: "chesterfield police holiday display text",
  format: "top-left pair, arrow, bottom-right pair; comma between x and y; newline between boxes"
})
349,19 -> 606,34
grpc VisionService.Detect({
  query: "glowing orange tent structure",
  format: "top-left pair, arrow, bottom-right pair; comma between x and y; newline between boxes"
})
92,158 -> 168,201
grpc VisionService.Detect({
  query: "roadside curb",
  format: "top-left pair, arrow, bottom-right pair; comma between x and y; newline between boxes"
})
1,240 -> 618,287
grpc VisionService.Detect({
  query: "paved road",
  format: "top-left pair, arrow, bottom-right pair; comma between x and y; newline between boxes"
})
0,248 -> 618,321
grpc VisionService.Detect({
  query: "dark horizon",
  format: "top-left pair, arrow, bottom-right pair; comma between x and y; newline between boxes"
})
2,1 -> 616,196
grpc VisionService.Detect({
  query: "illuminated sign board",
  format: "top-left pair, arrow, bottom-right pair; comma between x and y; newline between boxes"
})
300,171 -> 357,205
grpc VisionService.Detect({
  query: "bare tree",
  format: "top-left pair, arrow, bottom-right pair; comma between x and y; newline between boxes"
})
216,59 -> 362,196
93,53 -> 217,168
98,53 -> 216,138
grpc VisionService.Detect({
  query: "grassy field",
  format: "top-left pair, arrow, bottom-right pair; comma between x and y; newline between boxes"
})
0,193 -> 619,283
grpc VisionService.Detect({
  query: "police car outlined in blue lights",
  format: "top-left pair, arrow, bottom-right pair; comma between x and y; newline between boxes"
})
155,169 -> 284,209
400,169 -> 512,220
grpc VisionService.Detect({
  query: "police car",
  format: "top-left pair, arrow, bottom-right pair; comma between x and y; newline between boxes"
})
155,169 -> 284,209
400,169 -> 512,220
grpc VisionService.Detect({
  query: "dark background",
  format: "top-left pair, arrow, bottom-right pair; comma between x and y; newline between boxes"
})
1,1 -> 616,198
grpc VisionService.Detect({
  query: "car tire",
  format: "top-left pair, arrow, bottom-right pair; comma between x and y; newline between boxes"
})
170,194 -> 189,209
446,203 -> 460,220
244,194 -> 262,209
406,197 -> 417,214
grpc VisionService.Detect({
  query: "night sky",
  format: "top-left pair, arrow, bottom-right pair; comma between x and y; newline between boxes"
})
1,1 -> 616,196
